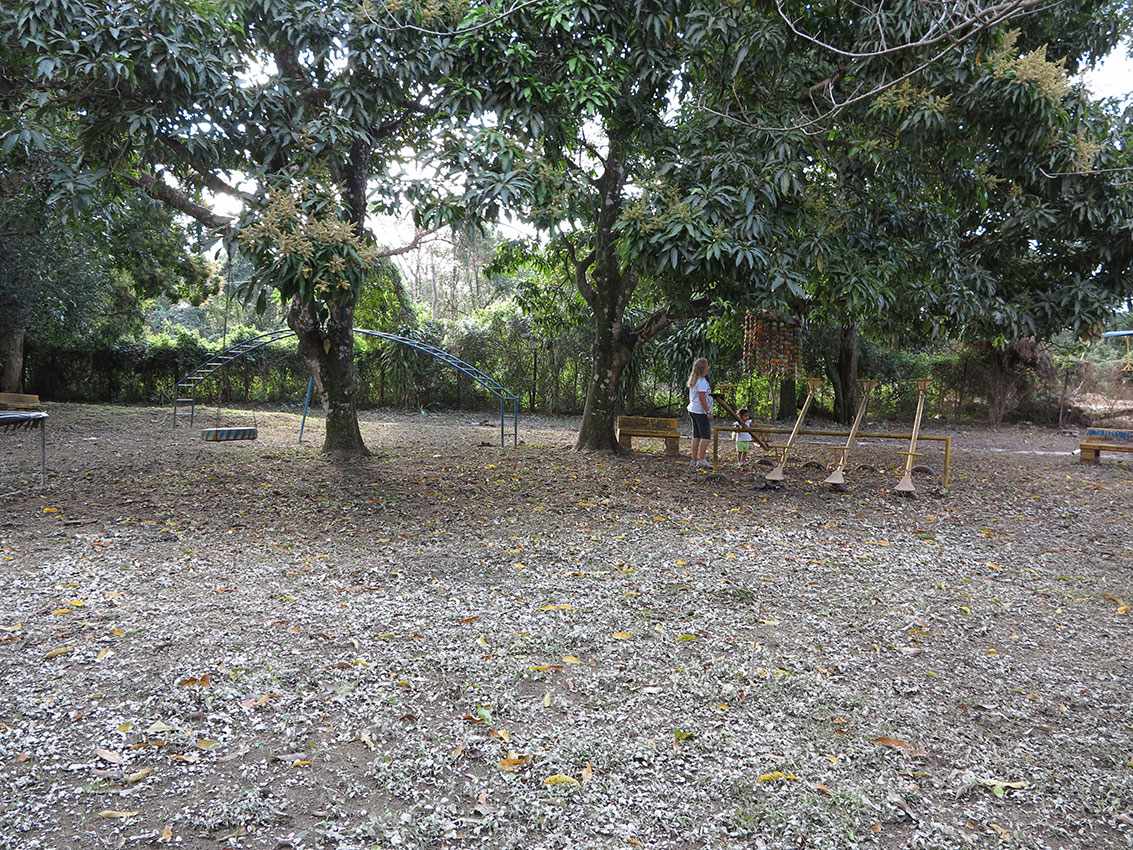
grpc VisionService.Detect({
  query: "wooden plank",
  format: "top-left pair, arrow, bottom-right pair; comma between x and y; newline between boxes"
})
617,416 -> 679,432
1085,427 -> 1133,445
0,392 -> 41,410
619,429 -> 679,439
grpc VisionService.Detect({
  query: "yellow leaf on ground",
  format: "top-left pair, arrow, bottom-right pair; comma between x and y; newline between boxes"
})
757,771 -> 798,783
291,758 -> 311,768
543,773 -> 579,787
529,664 -> 562,673
116,722 -> 133,733
44,645 -> 72,659
110,626 -> 125,637
562,655 -> 581,665
611,631 -> 633,640
0,623 -> 23,633
195,738 -> 218,750
67,599 -> 85,608
51,607 -> 72,616
539,603 -> 574,612
96,648 -> 113,662
98,810 -> 139,819
498,755 -> 531,771
42,506 -> 60,514
677,633 -> 698,642
160,824 -> 173,842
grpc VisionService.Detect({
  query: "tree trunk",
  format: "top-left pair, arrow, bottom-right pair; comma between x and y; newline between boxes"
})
827,323 -> 859,424
985,346 -> 1012,430
777,376 -> 797,422
0,326 -> 26,393
576,317 -> 632,451
288,297 -> 368,456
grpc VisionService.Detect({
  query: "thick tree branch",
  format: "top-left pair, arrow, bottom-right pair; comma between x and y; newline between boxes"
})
128,173 -> 233,231
158,137 -> 257,204
374,227 -> 446,260
631,296 -> 713,347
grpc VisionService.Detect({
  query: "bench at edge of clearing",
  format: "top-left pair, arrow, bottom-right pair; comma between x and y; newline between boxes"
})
616,416 -> 680,456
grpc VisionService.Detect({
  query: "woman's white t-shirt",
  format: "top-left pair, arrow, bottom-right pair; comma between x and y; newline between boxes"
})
687,377 -> 712,414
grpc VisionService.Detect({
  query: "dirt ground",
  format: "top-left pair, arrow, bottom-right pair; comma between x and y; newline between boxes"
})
0,404 -> 1130,850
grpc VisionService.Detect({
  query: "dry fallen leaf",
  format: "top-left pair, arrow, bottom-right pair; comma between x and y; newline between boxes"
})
95,748 -> 126,765
498,755 -> 531,772
195,738 -> 218,750
543,773 -> 579,787
116,722 -> 133,733
611,631 -> 633,640
98,810 -> 139,820
562,655 -> 581,665
581,761 -> 594,783
539,603 -> 574,612
125,766 -> 153,785
44,645 -> 73,660
159,824 -> 173,843
873,736 -> 926,756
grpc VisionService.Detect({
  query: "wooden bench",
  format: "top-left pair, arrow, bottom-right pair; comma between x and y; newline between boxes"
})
0,394 -> 47,488
1080,427 -> 1133,463
617,416 -> 680,456
0,392 -> 42,410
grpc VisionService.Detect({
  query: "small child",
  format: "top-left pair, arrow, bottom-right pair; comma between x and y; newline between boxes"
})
734,408 -> 754,467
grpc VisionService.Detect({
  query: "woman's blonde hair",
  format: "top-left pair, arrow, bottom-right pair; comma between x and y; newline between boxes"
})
686,357 -> 709,388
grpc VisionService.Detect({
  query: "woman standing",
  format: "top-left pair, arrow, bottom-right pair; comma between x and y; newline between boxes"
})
686,357 -> 713,469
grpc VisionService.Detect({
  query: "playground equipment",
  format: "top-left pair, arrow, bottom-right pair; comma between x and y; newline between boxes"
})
766,377 -> 822,482
895,379 -> 931,494
824,380 -> 878,486
710,379 -> 953,490
616,416 -> 681,455
1078,330 -> 1133,463
173,328 -> 521,448
0,393 -> 47,489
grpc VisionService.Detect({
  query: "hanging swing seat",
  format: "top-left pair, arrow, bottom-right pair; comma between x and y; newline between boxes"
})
201,427 -> 258,442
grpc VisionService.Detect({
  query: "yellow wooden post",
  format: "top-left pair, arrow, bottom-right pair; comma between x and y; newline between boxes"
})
766,377 -> 821,482
824,380 -> 878,486
895,379 -> 930,494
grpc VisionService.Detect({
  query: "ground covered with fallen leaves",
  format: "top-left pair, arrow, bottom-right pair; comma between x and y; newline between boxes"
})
1,404 -> 1130,850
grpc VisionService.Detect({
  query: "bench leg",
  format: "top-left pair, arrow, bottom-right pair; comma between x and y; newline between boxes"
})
620,435 -> 633,453
1080,447 -> 1099,464
664,437 -> 679,457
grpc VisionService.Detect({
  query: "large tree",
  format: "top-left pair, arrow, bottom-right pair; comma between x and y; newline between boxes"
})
2,0 -> 463,453
446,0 -> 1129,448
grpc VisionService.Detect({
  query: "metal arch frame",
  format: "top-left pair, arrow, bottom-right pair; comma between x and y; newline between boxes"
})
171,327 -> 520,447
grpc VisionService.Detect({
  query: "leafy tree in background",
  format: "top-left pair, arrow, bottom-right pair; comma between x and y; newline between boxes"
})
2,0 -> 464,454
0,147 -> 211,392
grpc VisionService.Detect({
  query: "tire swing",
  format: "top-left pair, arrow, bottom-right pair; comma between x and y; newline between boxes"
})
202,250 -> 258,443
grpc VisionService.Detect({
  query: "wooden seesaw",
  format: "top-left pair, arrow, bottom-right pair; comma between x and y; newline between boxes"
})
711,378 -> 953,491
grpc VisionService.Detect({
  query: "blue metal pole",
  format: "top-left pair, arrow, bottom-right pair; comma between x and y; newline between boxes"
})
299,376 -> 314,443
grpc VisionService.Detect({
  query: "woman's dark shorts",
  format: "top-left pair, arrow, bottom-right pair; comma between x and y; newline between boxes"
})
690,412 -> 711,439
